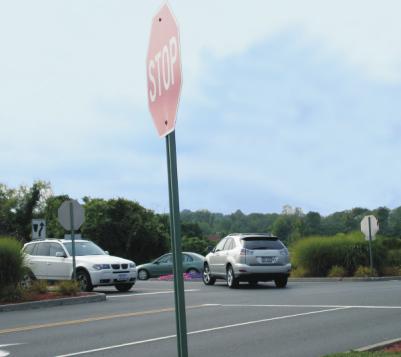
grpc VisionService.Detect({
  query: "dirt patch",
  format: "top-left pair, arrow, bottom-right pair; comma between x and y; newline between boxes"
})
1,292 -> 93,305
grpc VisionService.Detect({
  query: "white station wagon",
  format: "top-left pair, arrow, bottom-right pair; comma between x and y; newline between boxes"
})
22,239 -> 137,292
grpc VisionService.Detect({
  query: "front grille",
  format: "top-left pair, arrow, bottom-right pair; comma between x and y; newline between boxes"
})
111,264 -> 120,270
121,264 -> 128,269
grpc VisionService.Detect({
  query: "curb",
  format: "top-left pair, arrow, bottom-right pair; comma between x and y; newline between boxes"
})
356,337 -> 401,352
289,276 -> 401,282
0,293 -> 106,312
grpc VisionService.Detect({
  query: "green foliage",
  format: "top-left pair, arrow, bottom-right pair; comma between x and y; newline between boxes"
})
30,280 -> 48,294
181,237 -> 210,255
57,280 -> 80,296
386,249 -> 401,266
290,266 -> 310,277
0,237 -> 24,288
82,198 -> 168,264
382,266 -> 401,276
353,266 -> 377,277
291,232 -> 387,277
327,265 -> 346,278
0,284 -> 23,303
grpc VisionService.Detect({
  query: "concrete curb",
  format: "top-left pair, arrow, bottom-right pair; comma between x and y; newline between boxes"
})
289,276 -> 401,282
0,293 -> 106,312
356,337 -> 401,352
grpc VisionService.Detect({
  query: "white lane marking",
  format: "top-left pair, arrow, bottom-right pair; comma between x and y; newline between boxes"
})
0,343 -> 24,357
219,304 -> 401,309
55,306 -> 349,356
107,289 -> 199,298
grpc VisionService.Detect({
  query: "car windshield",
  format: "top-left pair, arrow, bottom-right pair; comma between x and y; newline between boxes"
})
63,241 -> 106,256
241,238 -> 284,250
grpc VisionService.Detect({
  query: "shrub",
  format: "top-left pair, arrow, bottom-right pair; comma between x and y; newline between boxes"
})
386,249 -> 401,266
57,280 -> 80,296
382,266 -> 401,276
30,280 -> 48,294
0,285 -> 23,303
291,232 -> 387,277
290,266 -> 310,277
327,265 -> 346,278
353,266 -> 377,277
0,237 -> 24,297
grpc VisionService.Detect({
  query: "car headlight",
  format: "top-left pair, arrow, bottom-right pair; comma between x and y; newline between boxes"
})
129,263 -> 136,268
93,264 -> 111,270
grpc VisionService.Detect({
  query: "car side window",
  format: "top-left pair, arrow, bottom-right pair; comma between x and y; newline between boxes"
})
159,254 -> 172,264
215,238 -> 227,252
36,242 -> 51,256
183,254 -> 193,263
23,244 -> 35,255
49,243 -> 65,257
223,238 -> 234,251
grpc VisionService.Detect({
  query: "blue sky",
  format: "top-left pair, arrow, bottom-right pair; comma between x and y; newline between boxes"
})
1,1 -> 400,215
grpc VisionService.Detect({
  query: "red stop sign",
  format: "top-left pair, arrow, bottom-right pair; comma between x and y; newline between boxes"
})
147,4 -> 182,137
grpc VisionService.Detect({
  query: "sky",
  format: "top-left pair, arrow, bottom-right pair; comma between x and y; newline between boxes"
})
1,0 -> 401,216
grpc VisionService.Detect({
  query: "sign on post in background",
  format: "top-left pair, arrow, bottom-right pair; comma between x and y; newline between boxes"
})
32,219 -> 46,240
360,215 -> 379,276
58,199 -> 85,280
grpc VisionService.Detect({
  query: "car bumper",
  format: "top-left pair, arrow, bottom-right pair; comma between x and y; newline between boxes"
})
233,263 -> 291,281
89,269 -> 137,286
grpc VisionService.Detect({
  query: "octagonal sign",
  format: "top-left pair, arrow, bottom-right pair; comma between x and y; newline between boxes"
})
147,3 -> 182,137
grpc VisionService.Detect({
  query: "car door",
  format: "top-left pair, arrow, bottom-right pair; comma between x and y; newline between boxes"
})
216,238 -> 234,275
31,242 -> 51,279
152,254 -> 173,276
209,238 -> 227,276
46,242 -> 71,280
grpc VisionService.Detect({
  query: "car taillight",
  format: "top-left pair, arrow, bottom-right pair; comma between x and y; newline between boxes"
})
240,248 -> 253,256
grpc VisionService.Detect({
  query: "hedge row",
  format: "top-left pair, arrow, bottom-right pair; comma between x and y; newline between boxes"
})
290,232 -> 393,277
0,237 -> 24,294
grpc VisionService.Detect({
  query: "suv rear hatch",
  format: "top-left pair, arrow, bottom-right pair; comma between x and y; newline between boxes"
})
241,237 -> 286,266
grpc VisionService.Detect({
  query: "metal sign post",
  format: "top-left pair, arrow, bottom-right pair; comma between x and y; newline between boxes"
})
146,4 -> 188,357
58,199 -> 85,281
166,131 -> 188,357
361,215 -> 379,277
69,201 -> 77,280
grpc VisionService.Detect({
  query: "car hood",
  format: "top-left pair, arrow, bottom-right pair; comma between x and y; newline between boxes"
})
74,255 -> 134,265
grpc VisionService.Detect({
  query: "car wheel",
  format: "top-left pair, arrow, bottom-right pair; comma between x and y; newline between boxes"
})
187,268 -> 199,275
20,270 -> 36,289
226,265 -> 239,289
275,276 -> 288,288
115,284 -> 134,292
76,270 -> 93,292
202,263 -> 216,285
138,269 -> 149,280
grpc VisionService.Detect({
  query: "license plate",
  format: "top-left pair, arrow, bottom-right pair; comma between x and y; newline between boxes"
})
260,257 -> 276,264
117,274 -> 129,281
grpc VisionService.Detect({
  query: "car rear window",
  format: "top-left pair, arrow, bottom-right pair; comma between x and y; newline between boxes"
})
241,238 -> 284,250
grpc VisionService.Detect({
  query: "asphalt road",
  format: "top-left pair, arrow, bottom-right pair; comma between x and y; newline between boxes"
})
1,279 -> 401,357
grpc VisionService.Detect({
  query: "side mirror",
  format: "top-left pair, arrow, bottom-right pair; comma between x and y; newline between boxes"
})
56,252 -> 67,258
104,251 -> 110,255
207,246 -> 214,253
154,261 -> 160,265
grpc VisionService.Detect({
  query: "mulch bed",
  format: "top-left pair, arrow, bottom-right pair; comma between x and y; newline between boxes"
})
1,292 -> 93,305
382,342 -> 401,352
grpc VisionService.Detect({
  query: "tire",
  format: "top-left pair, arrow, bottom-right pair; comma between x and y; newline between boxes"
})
202,263 -> 216,285
275,276 -> 288,288
115,284 -> 134,292
138,269 -> 149,280
76,270 -> 93,292
226,265 -> 239,289
20,270 -> 36,289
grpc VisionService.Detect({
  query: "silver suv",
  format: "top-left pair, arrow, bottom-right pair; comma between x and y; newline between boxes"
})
203,233 -> 291,288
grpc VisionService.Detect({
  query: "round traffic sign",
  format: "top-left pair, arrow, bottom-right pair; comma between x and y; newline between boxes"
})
147,3 -> 182,137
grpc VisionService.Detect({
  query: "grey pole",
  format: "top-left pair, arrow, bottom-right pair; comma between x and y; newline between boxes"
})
166,131 -> 188,357
368,216 -> 373,276
69,201 -> 77,280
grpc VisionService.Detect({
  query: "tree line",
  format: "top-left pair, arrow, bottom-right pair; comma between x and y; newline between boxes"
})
0,182 -> 400,263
